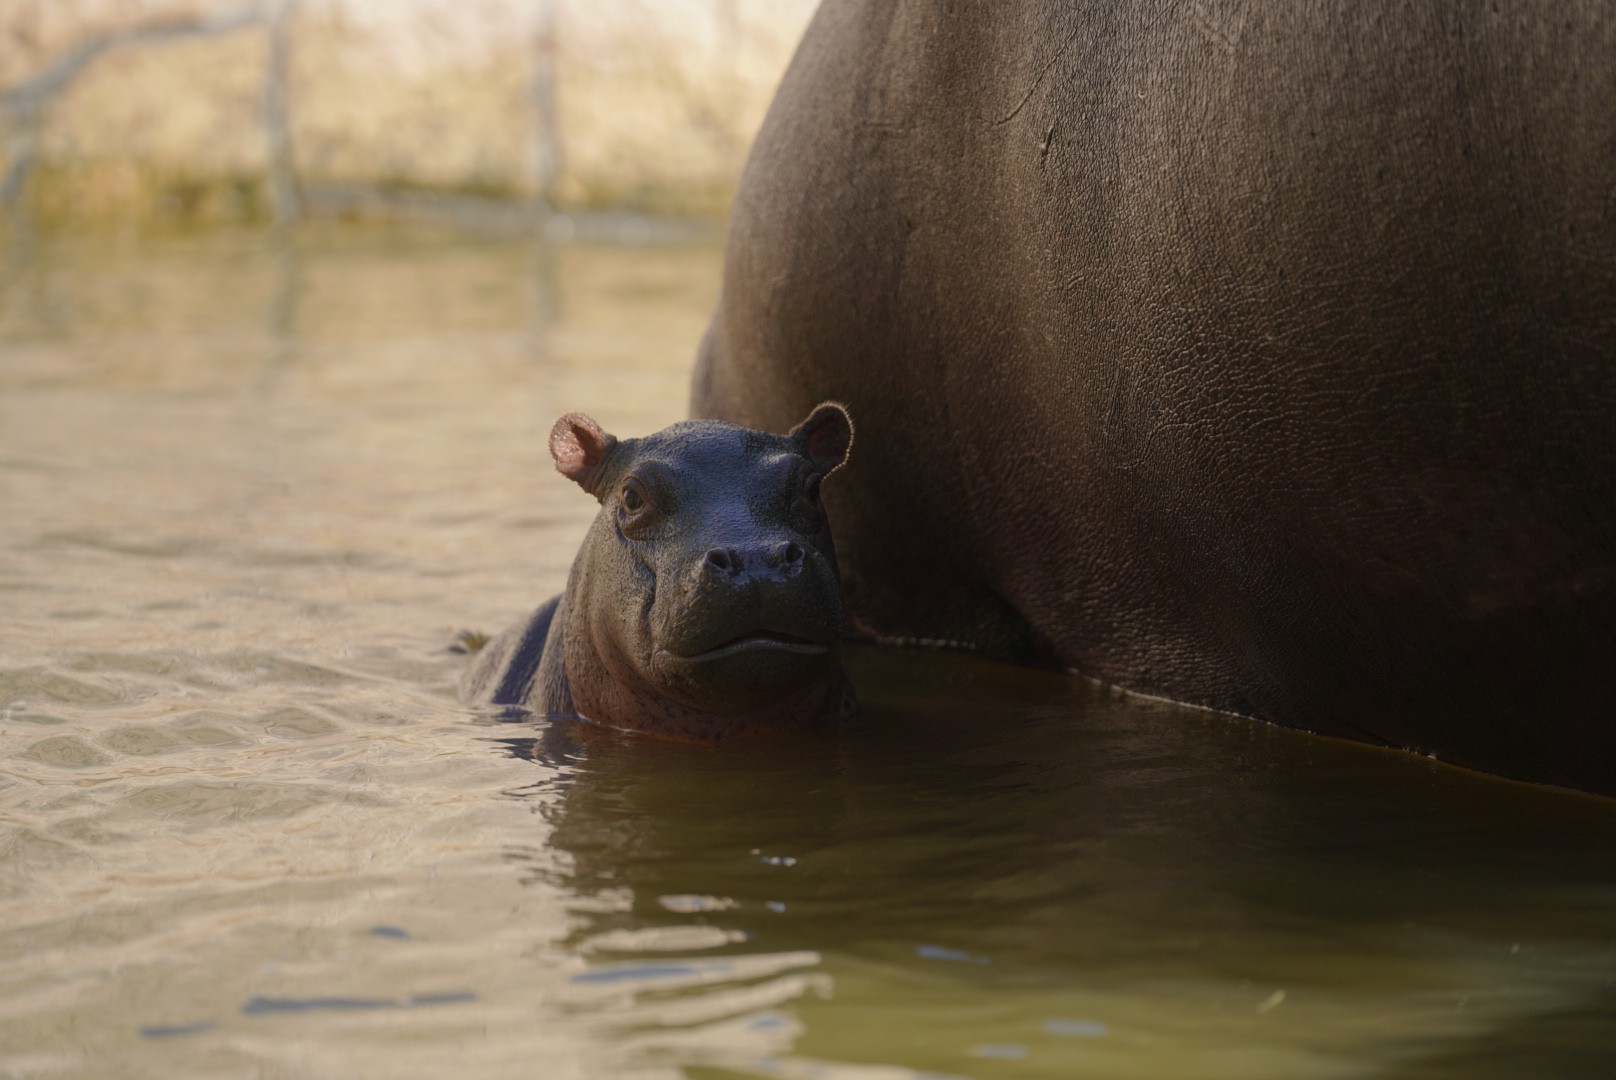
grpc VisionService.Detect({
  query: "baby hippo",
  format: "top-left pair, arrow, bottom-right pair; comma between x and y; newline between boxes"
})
462,404 -> 857,741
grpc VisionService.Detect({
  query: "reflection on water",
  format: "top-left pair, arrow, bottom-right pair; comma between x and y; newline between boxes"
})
2,228 -> 1614,1078
524,649 -> 1616,1079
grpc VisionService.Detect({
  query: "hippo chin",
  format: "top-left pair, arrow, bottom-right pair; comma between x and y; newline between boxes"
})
462,404 -> 857,742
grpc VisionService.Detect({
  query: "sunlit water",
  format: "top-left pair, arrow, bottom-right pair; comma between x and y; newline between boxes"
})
2,227 -> 1614,1079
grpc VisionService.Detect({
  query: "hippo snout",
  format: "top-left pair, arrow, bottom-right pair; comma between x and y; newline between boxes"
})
701,540 -> 807,582
666,539 -> 841,663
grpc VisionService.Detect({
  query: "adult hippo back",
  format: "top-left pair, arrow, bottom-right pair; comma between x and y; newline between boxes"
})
692,0 -> 1616,792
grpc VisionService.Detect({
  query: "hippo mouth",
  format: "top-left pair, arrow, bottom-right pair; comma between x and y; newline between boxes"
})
671,630 -> 830,664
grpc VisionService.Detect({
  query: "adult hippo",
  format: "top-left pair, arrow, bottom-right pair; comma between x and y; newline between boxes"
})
692,1 -> 1616,792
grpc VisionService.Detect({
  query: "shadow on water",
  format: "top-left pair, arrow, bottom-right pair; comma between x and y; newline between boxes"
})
1386,988 -> 1616,1079
492,645 -> 1616,1078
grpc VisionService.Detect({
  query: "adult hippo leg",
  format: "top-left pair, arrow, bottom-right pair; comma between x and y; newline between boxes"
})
692,0 -> 1616,791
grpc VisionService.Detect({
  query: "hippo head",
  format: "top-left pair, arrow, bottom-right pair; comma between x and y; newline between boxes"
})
549,404 -> 855,738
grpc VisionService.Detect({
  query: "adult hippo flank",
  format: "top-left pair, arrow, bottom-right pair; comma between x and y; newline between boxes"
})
691,1 -> 1616,791
462,405 -> 857,742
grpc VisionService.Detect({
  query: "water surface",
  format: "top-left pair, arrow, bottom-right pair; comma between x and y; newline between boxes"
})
1,228 -> 1614,1078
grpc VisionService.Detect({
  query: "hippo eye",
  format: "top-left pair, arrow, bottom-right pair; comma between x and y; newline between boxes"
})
804,474 -> 822,504
618,477 -> 661,530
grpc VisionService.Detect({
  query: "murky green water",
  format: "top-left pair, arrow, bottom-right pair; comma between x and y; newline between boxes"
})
2,227 -> 1614,1079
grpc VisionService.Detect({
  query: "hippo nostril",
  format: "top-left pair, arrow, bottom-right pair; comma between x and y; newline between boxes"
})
705,548 -> 735,573
771,541 -> 804,568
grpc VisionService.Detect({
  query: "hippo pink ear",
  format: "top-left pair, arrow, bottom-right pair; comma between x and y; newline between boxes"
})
549,412 -> 618,498
790,401 -> 854,477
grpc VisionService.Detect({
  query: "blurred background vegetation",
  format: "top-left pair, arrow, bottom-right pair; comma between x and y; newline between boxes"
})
0,0 -> 816,231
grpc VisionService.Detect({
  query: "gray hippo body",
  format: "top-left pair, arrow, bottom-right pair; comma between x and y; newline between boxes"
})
692,1 -> 1616,789
464,406 -> 857,742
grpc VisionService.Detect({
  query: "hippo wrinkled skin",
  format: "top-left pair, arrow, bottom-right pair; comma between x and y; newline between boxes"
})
462,404 -> 857,741
692,0 -> 1616,790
